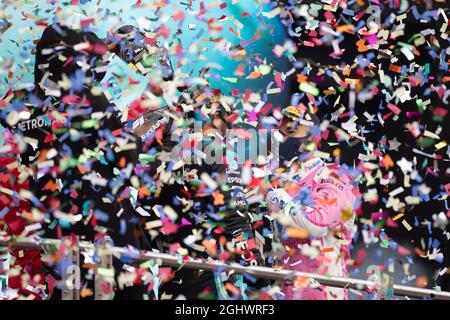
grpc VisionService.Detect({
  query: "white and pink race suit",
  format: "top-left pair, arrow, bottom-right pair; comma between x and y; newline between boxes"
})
267,158 -> 361,300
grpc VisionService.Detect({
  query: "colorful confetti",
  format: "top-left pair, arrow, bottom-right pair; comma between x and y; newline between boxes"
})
0,0 -> 448,301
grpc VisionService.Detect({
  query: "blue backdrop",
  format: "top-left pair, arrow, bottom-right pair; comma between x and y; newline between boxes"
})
0,0 -> 291,112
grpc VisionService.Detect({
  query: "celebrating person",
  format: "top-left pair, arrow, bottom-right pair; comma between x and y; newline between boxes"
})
266,105 -> 361,300
2,23 -> 148,299
129,85 -> 269,299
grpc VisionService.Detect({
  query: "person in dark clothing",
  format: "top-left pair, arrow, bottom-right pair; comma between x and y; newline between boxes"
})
130,85 -> 269,299
2,23 -> 147,299
107,24 -> 175,83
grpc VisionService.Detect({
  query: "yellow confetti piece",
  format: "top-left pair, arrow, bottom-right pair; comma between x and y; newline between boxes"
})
434,141 -> 447,150
261,7 -> 281,19
97,268 -> 115,277
332,148 -> 341,158
336,24 -> 355,33
401,219 -> 412,231
392,213 -> 404,221
286,226 -> 309,239
127,63 -> 138,73
344,78 -> 360,85
236,49 -> 246,56
341,207 -> 353,222
314,150 -> 331,159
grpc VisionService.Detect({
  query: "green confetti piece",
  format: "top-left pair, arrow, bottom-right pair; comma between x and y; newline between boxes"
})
252,213 -> 264,221
139,154 -> 157,163
299,82 -> 319,96
190,180 -> 201,188
97,268 -> 115,277
407,33 -> 422,43
357,176 -> 367,184
398,41 -> 414,50
305,141 -> 316,151
60,157 -> 78,171
368,80 -> 380,89
55,128 -> 68,135
48,219 -> 58,230
140,260 -> 153,269
141,55 -> 156,68
147,17 -> 160,22
81,119 -> 98,129
1,277 -> 8,292
375,219 -> 386,229
432,115 -> 444,123
223,77 -> 238,83
397,73 -> 408,84
84,149 -> 101,160
199,291 -> 216,300
417,137 -> 435,148
416,99 -> 424,112
258,64 -> 271,75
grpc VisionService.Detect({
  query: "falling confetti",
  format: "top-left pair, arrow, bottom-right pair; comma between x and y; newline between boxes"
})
0,0 -> 448,301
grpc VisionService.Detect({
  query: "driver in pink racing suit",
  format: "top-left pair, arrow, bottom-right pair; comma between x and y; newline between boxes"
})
266,105 -> 361,300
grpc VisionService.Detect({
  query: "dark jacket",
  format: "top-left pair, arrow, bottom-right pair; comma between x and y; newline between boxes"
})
10,24 -> 142,247
132,99 -> 269,297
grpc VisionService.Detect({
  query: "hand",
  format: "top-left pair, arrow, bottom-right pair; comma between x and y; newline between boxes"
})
266,188 -> 292,214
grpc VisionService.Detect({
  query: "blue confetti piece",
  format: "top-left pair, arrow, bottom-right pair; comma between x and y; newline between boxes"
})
94,209 -> 109,222
0,207 -> 9,219
432,238 -> 440,249
119,219 -> 126,235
